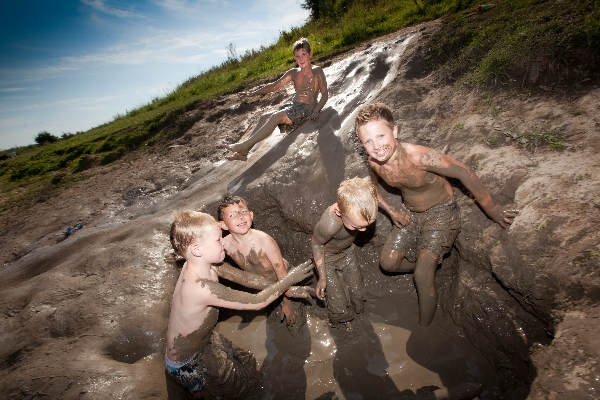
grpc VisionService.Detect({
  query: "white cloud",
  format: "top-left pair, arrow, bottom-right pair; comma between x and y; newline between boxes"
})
81,0 -> 143,18
0,87 -> 30,93
1,95 -> 119,113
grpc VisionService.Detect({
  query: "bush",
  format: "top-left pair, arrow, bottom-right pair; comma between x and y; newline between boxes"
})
35,131 -> 58,145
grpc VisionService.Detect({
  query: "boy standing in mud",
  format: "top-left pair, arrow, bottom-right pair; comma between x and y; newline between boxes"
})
217,195 -> 312,326
226,37 -> 328,160
165,211 -> 312,399
312,177 -> 378,325
355,103 -> 518,326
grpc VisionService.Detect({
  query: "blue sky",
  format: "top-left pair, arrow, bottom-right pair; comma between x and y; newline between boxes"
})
0,0 -> 309,150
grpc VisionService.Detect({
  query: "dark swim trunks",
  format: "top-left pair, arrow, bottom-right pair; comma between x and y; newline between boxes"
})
385,200 -> 461,262
278,102 -> 312,125
165,331 -> 261,399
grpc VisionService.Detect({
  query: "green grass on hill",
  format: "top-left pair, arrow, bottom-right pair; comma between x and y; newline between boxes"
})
1,0 -> 598,209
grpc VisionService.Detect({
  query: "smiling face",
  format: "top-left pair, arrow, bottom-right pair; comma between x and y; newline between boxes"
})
357,119 -> 398,163
293,48 -> 312,69
220,201 -> 254,235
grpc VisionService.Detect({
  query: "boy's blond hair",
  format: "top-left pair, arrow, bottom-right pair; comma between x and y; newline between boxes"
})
337,177 -> 377,222
293,37 -> 311,53
170,211 -> 217,257
354,103 -> 395,132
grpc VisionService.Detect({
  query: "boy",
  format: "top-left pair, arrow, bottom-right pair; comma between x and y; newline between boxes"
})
311,177 -> 378,325
355,103 -> 518,326
217,194 -> 311,326
226,37 -> 328,160
165,210 -> 312,399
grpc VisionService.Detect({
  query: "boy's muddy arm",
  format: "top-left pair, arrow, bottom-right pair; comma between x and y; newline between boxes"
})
420,149 -> 518,228
205,261 -> 313,310
246,70 -> 293,96
216,262 -> 315,299
310,68 -> 329,119
216,262 -> 273,289
311,208 -> 339,299
370,169 -> 411,226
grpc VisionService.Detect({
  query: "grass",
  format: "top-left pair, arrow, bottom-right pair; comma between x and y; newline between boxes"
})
1,0 -> 598,208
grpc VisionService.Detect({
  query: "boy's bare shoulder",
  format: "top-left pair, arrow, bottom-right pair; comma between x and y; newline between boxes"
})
314,204 -> 342,238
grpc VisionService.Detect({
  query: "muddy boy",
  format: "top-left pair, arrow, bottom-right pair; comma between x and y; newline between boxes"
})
312,177 -> 378,325
217,194 -> 312,326
165,211 -> 312,398
355,103 -> 518,326
227,37 -> 328,160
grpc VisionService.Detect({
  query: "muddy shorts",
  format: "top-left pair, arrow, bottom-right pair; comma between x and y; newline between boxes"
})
165,331 -> 261,399
278,102 -> 312,125
324,244 -> 365,324
385,201 -> 461,263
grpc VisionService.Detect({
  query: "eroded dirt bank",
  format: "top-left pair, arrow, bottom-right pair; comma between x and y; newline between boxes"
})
1,21 -> 599,399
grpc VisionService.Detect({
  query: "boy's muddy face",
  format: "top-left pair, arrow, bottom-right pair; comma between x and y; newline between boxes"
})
357,119 -> 398,163
220,202 -> 253,235
341,211 -> 374,232
293,48 -> 312,69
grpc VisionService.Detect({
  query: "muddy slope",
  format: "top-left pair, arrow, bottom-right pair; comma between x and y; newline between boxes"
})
1,20 -> 599,399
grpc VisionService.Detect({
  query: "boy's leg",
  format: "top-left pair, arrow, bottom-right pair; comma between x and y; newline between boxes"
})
380,223 -> 418,273
201,332 -> 262,399
242,113 -> 270,141
343,246 -> 365,315
227,110 -> 291,156
413,248 -> 440,326
325,253 -> 355,324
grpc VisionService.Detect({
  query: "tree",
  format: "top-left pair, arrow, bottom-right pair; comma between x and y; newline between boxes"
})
35,131 -> 58,145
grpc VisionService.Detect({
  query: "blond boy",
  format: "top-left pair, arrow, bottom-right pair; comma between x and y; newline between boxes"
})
311,177 -> 378,325
355,103 -> 518,326
165,211 -> 312,398
227,37 -> 328,160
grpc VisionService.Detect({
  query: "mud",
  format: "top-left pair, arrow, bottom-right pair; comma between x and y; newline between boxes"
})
1,20 -> 600,400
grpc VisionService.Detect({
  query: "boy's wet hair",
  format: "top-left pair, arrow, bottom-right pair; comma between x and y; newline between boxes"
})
354,103 -> 395,132
217,194 -> 248,220
337,177 -> 378,222
170,211 -> 217,257
293,37 -> 311,53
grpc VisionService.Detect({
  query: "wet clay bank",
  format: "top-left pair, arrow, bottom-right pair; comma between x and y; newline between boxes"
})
1,21 -> 600,399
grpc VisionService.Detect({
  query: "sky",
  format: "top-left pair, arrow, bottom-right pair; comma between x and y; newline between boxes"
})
0,0 -> 309,150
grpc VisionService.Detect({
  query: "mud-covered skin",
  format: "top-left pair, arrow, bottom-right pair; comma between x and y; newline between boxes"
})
167,331 -> 262,400
312,205 -> 366,322
216,262 -> 315,299
172,307 -> 219,362
166,261 -> 312,363
220,201 -> 305,325
358,120 -> 517,228
227,48 -> 328,156
380,201 -> 461,271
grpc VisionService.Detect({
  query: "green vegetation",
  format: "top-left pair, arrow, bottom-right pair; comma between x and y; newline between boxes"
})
1,0 -> 598,208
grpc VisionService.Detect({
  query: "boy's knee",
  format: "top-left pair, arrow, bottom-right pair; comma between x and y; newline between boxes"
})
379,249 -> 401,272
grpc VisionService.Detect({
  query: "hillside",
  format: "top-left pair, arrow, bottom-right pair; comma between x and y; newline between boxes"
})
1,2 -> 600,399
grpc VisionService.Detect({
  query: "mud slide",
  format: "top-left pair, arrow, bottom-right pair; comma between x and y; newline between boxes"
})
2,20 -> 600,400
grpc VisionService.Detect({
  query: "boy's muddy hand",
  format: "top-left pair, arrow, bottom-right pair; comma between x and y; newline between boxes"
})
281,298 -> 297,325
316,278 -> 326,300
489,206 -> 519,228
500,209 -> 519,228
286,260 -> 314,285
287,286 -> 316,299
389,209 -> 411,227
